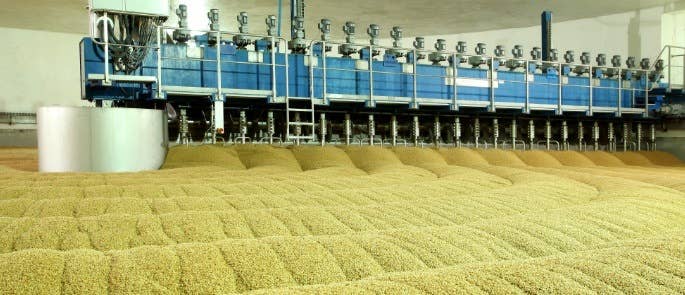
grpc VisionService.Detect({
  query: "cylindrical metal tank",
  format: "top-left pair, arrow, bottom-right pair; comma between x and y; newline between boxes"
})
37,106 -> 168,173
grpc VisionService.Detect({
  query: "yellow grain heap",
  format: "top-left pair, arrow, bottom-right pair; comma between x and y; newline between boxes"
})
0,146 -> 684,294
547,151 -> 597,167
613,151 -> 655,166
476,149 -> 527,166
638,151 -> 684,166
582,151 -> 627,166
513,150 -> 563,167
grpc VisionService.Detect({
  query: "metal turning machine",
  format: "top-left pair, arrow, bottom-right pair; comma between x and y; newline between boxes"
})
81,1 -> 685,151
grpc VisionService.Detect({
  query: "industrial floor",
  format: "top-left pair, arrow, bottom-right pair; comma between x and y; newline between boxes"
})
0,145 -> 684,293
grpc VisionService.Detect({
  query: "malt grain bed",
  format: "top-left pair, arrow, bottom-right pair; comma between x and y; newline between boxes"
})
0,145 -> 683,294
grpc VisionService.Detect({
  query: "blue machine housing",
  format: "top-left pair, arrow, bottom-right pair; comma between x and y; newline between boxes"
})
81,37 -> 658,115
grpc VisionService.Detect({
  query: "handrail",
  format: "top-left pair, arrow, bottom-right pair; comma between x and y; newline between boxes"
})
89,23 -> 674,117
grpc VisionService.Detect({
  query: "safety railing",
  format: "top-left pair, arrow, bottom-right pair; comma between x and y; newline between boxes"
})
304,39 -> 650,115
653,45 -> 685,91
87,22 -> 657,117
155,26 -> 291,101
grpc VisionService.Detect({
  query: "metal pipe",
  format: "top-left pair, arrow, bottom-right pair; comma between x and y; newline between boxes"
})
322,41 -> 327,103
558,62 -> 563,115
623,122 -> 629,152
290,0 -> 304,39
271,36 -> 277,99
309,47 -> 315,101
434,115 -> 441,147
369,45 -> 374,106
588,65 -> 593,116
636,122 -> 642,151
294,112 -> 301,145
474,118 -> 481,149
541,11 -> 552,61
320,113 -> 326,146
278,0 -> 283,37
593,121 -> 600,151
454,117 -> 461,147
493,118 -> 499,149
391,115 -> 398,146
156,25 -> 162,98
578,121 -> 584,151
344,113 -> 351,145
650,123 -> 656,151
668,46 -> 672,91
239,110 -> 247,144
562,120 -> 568,150
528,119 -> 535,150
511,119 -> 517,150
617,66 -> 623,116
368,114 -> 375,146
268,111 -> 275,144
489,57 -> 496,112
452,53 -> 458,110
644,73 -> 649,118
525,62 -> 530,113
608,121 -> 615,152
412,115 -> 420,146
214,27 -> 223,144
103,12 -> 110,85
412,49 -> 418,108
545,119 -> 551,150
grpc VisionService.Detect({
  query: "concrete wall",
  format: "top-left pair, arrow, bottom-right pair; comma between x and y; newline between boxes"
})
0,27 -> 89,113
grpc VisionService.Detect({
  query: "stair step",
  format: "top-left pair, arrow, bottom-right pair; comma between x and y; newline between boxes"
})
288,122 -> 315,126
287,108 -> 315,112
288,135 -> 315,140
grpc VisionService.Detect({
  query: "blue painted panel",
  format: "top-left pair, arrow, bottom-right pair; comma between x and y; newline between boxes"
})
496,71 -> 526,103
563,76 -> 591,106
80,37 -> 652,111
593,79 -> 619,107
456,68 -> 489,102
416,64 -> 450,100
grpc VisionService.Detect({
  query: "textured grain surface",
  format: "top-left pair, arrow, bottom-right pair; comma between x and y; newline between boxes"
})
0,146 -> 683,294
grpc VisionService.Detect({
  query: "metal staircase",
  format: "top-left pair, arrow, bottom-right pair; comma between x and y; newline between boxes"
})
650,45 -> 685,117
286,97 -> 316,144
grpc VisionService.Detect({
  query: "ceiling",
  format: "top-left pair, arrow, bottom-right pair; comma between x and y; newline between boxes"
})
1,0 -> 684,38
